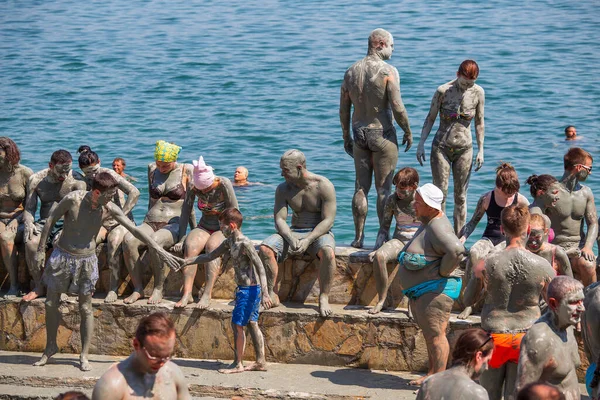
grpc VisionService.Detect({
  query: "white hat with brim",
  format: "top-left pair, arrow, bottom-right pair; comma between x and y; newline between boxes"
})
417,183 -> 444,211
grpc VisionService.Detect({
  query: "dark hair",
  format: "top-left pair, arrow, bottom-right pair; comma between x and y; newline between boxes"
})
393,167 -> 419,187
135,312 -> 175,347
451,328 -> 494,367
113,157 -> 126,167
219,207 -> 243,228
55,392 -> 90,400
495,162 -> 520,195
516,382 -> 566,400
78,145 -> 100,168
526,174 -> 558,198
501,204 -> 530,236
458,59 -> 479,80
0,137 -> 21,166
50,149 -> 73,165
564,125 -> 575,134
91,171 -> 118,192
564,147 -> 592,170
547,276 -> 583,304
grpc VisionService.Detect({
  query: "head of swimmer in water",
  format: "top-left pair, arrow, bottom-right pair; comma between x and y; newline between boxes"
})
564,147 -> 593,182
526,174 -> 560,208
526,214 -> 549,253
393,167 -> 419,200
234,166 -> 249,184
367,28 -> 394,60
78,145 -> 102,179
0,137 -> 21,170
132,312 -> 176,375
218,208 -> 243,238
546,276 -> 585,329
451,328 -> 494,379
49,150 -> 73,182
280,149 -> 306,184
90,171 -> 118,207
456,59 -> 479,90
112,157 -> 126,176
564,125 -> 577,141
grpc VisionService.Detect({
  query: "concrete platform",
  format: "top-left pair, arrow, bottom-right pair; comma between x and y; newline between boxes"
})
0,350 -> 423,399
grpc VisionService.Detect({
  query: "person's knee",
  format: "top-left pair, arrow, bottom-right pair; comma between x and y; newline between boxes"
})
318,246 -> 335,264
0,229 -> 16,244
259,245 -> 275,260
454,193 -> 467,207
122,233 -> 138,249
79,299 -> 93,316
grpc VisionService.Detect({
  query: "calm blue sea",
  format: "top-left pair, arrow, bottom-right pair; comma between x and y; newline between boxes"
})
2,0 -> 599,246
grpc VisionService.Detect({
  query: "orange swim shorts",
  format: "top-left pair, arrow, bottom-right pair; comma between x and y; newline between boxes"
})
488,332 -> 526,369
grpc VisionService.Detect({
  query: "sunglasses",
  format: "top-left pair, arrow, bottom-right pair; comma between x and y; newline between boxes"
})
578,164 -> 592,172
479,334 -> 493,349
142,347 -> 172,363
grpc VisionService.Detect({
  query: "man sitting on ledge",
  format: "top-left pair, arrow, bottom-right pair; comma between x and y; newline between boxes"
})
259,149 -> 336,317
396,183 -> 465,386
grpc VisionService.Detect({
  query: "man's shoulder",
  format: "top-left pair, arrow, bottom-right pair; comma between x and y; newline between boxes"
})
94,362 -> 126,397
30,169 -> 50,184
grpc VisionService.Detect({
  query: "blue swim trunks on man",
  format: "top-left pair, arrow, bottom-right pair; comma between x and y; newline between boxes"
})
232,285 -> 261,326
402,277 -> 462,301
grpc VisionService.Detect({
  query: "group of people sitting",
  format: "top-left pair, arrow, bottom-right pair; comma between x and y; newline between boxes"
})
0,135 -> 599,398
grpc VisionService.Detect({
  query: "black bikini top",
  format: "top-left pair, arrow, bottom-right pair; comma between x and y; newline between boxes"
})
149,165 -> 186,201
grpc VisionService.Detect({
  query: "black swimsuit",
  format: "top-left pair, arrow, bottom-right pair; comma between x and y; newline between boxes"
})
482,191 -> 506,246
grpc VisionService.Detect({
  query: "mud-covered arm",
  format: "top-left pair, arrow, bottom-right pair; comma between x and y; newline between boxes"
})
246,242 -> 270,305
222,177 -> 239,209
386,66 -> 412,150
173,364 -> 192,400
374,195 -> 394,249
36,194 -> 75,255
555,247 -> 573,277
459,193 -> 488,241
339,72 -> 354,158
178,180 -> 196,242
513,332 -> 548,396
274,185 -> 294,246
417,89 -> 442,165
114,170 -> 140,216
302,179 -> 336,245
582,189 -> 598,259
433,225 -> 466,277
463,259 -> 486,307
473,87 -> 485,170
185,240 -> 228,265
146,163 -> 156,211
23,174 -> 41,225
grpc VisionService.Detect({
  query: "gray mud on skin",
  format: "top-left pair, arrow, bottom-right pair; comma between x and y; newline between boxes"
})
514,278 -> 585,400
259,150 -> 336,318
122,161 -> 193,305
339,28 -> 412,249
416,64 -> 485,234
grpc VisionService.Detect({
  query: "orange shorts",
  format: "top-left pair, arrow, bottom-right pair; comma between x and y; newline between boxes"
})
489,332 -> 525,369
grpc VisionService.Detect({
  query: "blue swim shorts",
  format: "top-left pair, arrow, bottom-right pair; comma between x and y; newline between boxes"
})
261,228 -> 335,263
232,285 -> 261,327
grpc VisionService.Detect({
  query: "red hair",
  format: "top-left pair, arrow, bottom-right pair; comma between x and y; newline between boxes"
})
458,60 -> 479,80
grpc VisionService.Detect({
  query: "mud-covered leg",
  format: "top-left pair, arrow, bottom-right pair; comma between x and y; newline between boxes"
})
196,232 -> 224,309
369,240 -> 401,314
34,290 -> 61,366
122,225 -> 153,304
317,246 -> 335,317
372,138 -> 398,224
104,226 -> 127,303
259,245 -> 280,308
23,234 -> 45,300
451,147 -> 473,234
504,362 -> 518,400
147,226 -> 178,304
175,228 -> 209,308
430,145 -> 451,214
0,227 -> 22,297
219,323 -> 245,374
480,363 -> 507,400
351,146 -> 373,248
79,293 -> 93,371
244,321 -> 267,371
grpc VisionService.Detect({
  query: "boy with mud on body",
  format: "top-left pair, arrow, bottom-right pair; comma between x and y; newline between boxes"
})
181,208 -> 271,374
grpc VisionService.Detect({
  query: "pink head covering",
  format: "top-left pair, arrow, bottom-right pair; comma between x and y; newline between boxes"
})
192,156 -> 215,190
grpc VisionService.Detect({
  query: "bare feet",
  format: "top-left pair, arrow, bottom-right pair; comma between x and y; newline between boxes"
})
123,291 -> 143,304
104,291 -> 118,304
195,294 -> 211,310
33,345 -> 58,366
457,306 -> 472,320
80,357 -> 91,371
409,375 -> 429,386
368,301 -> 384,315
3,287 -> 19,299
218,363 -> 245,374
22,287 -> 44,302
244,362 -> 267,371
350,236 -> 364,249
175,293 -> 193,309
148,288 -> 163,304
319,294 -> 332,317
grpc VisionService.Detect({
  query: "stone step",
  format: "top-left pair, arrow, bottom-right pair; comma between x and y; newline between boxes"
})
0,350 -> 422,399
0,297 -> 480,373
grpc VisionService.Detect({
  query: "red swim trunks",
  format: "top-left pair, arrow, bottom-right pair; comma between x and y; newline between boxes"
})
489,332 -> 526,369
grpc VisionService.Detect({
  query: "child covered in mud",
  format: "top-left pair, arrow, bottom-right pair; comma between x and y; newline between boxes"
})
181,207 -> 271,374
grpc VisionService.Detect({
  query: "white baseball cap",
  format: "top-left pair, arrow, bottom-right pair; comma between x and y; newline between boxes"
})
416,183 -> 444,211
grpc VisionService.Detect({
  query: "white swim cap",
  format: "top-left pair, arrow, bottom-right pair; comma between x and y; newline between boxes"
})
416,183 -> 444,211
